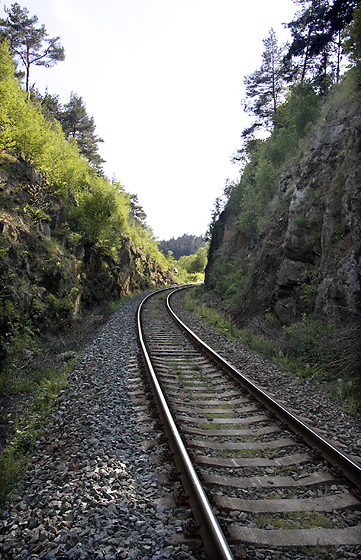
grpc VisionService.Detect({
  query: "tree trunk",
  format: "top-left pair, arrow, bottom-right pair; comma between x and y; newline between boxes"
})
301,25 -> 313,84
26,45 -> 30,99
336,30 -> 342,83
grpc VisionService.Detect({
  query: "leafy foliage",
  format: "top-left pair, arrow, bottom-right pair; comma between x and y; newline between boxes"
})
0,40 -> 167,265
167,245 -> 208,283
159,233 -> 206,260
344,3 -> 361,66
29,88 -> 105,174
228,83 -> 321,239
68,176 -> 128,246
178,245 -> 208,274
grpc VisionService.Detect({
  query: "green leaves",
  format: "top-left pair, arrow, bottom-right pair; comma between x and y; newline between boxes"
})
59,93 -> 105,174
69,177 -> 125,247
0,38 -> 168,274
344,3 -> 361,65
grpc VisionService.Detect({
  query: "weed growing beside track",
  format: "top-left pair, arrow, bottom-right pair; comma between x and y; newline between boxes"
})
0,363 -> 70,503
183,286 -> 361,417
0,295 -> 134,504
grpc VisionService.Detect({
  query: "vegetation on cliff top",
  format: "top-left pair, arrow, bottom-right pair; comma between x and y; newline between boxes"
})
0,41 -> 167,265
0,35 -> 173,409
207,1 -> 361,305
202,2 -> 361,411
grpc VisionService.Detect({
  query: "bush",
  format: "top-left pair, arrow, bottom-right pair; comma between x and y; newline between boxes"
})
227,83 -> 321,242
0,39 -> 168,274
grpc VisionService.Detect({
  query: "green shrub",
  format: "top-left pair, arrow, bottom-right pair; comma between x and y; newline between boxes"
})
0,364 -> 68,502
0,40 -> 166,275
282,315 -> 334,365
23,204 -> 51,223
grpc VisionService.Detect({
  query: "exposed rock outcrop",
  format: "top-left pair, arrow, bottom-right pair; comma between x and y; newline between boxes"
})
206,94 -> 361,328
0,156 -> 172,361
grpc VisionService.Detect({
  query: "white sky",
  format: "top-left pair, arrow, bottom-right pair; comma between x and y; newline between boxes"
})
1,0 -> 296,240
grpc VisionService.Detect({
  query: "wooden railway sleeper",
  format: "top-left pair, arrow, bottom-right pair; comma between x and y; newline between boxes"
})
139,287 -> 361,556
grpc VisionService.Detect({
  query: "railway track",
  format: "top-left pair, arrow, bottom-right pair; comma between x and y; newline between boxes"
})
137,287 -> 361,560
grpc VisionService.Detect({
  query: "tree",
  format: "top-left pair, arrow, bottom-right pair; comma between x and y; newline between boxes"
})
243,29 -> 287,135
128,193 -> 147,228
285,0 -> 359,89
159,234 -> 207,260
326,0 -> 359,38
343,3 -> 361,65
30,87 -> 62,122
0,3 -> 65,96
286,0 -> 328,85
178,245 -> 208,274
59,92 -> 105,174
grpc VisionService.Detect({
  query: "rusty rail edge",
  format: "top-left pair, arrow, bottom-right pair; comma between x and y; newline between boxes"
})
137,288 -> 234,560
167,288 -> 361,489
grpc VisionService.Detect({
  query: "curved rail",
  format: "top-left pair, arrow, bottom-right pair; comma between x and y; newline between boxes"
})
137,288 -> 234,560
166,288 -> 361,489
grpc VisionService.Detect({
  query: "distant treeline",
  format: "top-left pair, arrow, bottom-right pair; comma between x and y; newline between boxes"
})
158,234 -> 206,260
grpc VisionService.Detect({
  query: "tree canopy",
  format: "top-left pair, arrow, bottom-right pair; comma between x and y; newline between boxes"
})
0,39 -> 167,270
59,92 -> 105,174
243,29 -> 286,136
344,3 -> 361,64
159,234 -> 206,260
285,0 -> 359,90
0,2 -> 65,95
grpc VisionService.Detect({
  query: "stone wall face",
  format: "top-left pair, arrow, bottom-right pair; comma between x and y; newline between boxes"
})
0,157 -> 172,353
206,98 -> 361,327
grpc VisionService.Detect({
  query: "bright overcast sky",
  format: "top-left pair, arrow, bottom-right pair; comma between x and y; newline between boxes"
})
1,0 -> 296,240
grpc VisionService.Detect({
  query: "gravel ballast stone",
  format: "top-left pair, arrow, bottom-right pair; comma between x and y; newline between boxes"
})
0,292 -> 201,560
1,288 -> 361,560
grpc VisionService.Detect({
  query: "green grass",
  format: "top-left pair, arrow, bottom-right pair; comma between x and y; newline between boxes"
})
0,362 -> 71,504
199,422 -> 247,430
183,286 -> 361,416
254,511 -> 332,530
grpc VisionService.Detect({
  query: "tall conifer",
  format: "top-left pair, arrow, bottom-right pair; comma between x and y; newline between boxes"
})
60,93 -> 105,174
242,29 -> 286,135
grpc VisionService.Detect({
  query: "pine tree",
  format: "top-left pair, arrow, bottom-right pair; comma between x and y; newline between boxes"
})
242,29 -> 286,135
59,92 -> 105,174
128,193 -> 147,228
344,3 -> 361,64
30,87 -> 62,122
0,2 -> 65,96
285,0 -> 359,89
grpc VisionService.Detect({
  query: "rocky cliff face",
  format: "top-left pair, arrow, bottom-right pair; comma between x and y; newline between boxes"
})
206,94 -> 361,328
0,157 -> 172,362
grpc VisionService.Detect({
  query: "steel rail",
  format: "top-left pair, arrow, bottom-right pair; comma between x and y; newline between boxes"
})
166,288 -> 361,490
137,288 -> 234,560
